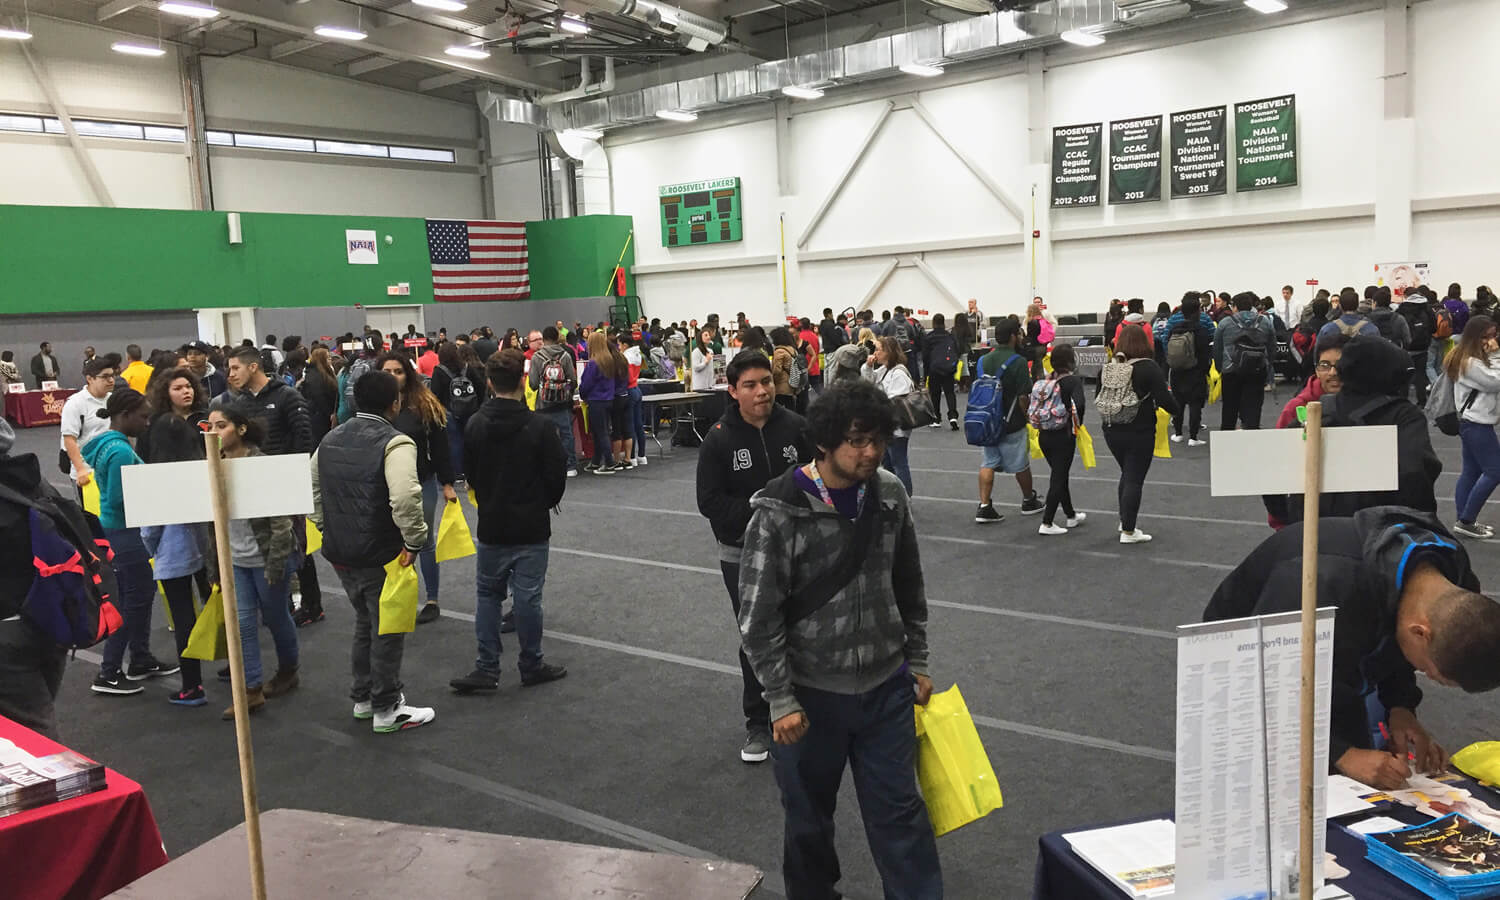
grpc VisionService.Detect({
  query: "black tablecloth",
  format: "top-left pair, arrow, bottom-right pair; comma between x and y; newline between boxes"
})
1034,811 -> 1433,900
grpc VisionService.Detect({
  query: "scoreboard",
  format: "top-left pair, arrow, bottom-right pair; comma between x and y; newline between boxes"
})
659,176 -> 742,247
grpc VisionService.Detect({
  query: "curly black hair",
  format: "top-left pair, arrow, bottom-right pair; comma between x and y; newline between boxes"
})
805,379 -> 896,459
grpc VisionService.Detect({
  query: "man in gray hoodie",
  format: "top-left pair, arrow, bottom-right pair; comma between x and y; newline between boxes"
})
738,379 -> 941,899
528,326 -> 579,476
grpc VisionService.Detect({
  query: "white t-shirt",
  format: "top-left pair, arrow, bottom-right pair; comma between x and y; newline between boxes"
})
58,390 -> 109,475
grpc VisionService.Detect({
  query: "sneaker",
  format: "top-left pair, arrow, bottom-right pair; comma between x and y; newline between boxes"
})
1170,434 -> 1184,444
1038,522 -> 1068,536
169,685 -> 207,707
221,686 -> 266,720
1065,512 -> 1088,529
928,422 -> 942,429
591,465 -> 613,476
614,460 -> 633,471
1477,522 -> 1497,536
500,610 -> 515,634
374,699 -> 435,733
582,462 -> 596,473
293,607 -> 324,627
949,418 -> 959,431
636,456 -> 648,466
1120,530 -> 1154,544
415,603 -> 441,625
520,662 -> 568,687
1188,438 -> 1207,447
217,665 -> 231,682
1019,493 -> 1044,516
126,656 -> 180,681
741,730 -> 772,764
92,672 -> 144,696
975,504 -> 1004,524
263,667 -> 299,699
1453,521 -> 1491,539
353,699 -> 373,720
566,469 -> 578,478
449,669 -> 500,694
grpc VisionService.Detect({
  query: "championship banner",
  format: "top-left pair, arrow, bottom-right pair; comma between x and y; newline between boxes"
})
1234,95 -> 1297,192
1169,106 -> 1227,198
1108,115 -> 1162,204
1051,123 -> 1102,208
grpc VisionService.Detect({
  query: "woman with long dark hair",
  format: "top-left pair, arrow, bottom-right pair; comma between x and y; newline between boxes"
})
862,336 -> 915,496
376,352 -> 457,624
1100,324 -> 1179,545
771,326 -> 799,411
579,331 -> 618,473
1444,315 -> 1500,538
606,335 -> 633,470
1033,344 -> 1087,536
301,348 -> 339,446
690,328 -> 716,391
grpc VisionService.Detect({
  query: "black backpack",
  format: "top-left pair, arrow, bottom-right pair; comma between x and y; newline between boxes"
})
448,367 -> 480,418
929,333 -> 959,376
0,482 -> 122,649
1223,318 -> 1268,375
1398,303 -> 1432,352
1370,308 -> 1400,344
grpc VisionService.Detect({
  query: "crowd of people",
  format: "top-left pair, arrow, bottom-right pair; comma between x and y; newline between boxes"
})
4,280 -> 1500,898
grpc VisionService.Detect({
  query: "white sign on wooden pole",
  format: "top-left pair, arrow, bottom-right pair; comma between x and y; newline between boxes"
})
1207,426 -> 1398,497
121,454 -> 312,527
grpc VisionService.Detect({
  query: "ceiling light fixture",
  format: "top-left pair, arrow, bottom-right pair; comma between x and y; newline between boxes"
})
412,0 -> 467,9
1060,28 -> 1104,47
781,85 -> 824,100
655,109 -> 697,123
560,13 -> 589,34
158,1 -> 219,19
314,24 -> 367,40
444,43 -> 489,58
0,26 -> 33,39
898,62 -> 943,77
1243,0 -> 1287,12
111,40 -> 167,56
563,127 -> 603,141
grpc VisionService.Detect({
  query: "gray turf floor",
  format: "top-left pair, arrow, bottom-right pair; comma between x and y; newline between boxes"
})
16,391 -> 1500,899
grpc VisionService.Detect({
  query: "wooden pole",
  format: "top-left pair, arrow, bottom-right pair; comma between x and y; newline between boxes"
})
1298,401 -> 1322,900
601,229 -> 634,298
204,433 -> 268,900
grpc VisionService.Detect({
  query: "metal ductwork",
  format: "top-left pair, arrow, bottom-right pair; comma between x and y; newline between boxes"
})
477,92 -> 551,130
537,56 -> 616,106
577,0 -> 728,51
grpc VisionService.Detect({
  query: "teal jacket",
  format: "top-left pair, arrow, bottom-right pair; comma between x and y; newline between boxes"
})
81,429 -> 141,530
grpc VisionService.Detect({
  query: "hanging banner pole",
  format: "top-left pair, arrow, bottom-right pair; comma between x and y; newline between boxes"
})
601,229 -> 634,297
779,212 -> 789,316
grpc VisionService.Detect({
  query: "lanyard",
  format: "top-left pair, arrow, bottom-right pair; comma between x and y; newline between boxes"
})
808,460 -> 866,515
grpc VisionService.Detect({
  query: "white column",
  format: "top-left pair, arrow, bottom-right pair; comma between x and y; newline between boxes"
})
1374,0 -> 1413,262
1024,50 -> 1053,305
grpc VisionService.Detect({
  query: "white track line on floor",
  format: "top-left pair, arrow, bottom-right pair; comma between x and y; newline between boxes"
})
912,495 -> 1264,528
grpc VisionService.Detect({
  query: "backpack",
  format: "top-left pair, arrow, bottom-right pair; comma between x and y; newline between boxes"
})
963,354 -> 1023,446
448,367 -> 480,418
1096,358 -> 1145,426
0,482 -> 122,649
1223,317 -> 1269,374
1434,305 -> 1454,340
1166,327 -> 1198,371
788,347 -> 808,393
1426,369 -> 1477,437
1037,317 -> 1055,345
1027,375 -> 1071,431
929,333 -> 959,376
665,332 -> 687,362
892,318 -> 912,352
1370,308 -> 1400,344
1335,316 -> 1370,338
1400,303 -> 1433,351
539,355 -> 570,407
1152,317 -> 1170,348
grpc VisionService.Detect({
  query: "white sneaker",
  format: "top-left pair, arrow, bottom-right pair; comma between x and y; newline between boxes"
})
1038,522 -> 1068,536
566,469 -> 578,478
636,456 -> 648,466
1169,434 -> 1184,444
1065,512 -> 1087,528
352,699 -> 373,720
373,698 -> 435,733
1188,438 -> 1207,447
928,422 -> 942,429
1120,530 -> 1154,544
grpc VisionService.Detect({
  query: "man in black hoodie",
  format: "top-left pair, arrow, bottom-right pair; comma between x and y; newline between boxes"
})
450,349 -> 568,693
697,350 -> 813,764
1206,507 -> 1500,789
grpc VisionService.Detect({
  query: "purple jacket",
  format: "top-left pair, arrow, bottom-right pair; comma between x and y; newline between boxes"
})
1444,297 -> 1471,334
578,359 -> 617,404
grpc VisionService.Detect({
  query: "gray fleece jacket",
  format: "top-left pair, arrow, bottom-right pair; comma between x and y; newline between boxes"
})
737,466 -> 929,721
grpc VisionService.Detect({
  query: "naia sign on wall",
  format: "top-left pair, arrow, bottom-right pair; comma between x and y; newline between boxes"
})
346,229 -> 379,265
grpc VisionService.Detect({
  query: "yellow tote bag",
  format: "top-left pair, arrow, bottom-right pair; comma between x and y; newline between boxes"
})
434,500 -> 475,563
1026,425 -> 1043,460
1153,408 -> 1172,458
954,359 -> 964,382
1076,424 -> 1097,469
1453,742 -> 1500,787
1207,362 -> 1222,405
81,478 -> 101,517
914,685 -> 1003,837
377,557 -> 419,635
306,520 -> 323,556
183,585 -> 227,661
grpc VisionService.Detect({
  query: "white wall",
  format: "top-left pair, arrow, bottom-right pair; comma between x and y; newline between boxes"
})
608,0 -> 1500,326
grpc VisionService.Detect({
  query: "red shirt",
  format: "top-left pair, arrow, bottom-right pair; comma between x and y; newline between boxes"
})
416,350 -> 438,377
799,329 -> 822,376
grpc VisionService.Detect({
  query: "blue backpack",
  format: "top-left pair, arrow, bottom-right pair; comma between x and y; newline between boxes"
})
963,354 -> 1023,447
0,482 -> 122,649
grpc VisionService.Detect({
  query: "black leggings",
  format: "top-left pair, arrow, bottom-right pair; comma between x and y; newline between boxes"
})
1037,429 -> 1076,526
928,375 -> 957,422
1103,428 -> 1155,532
161,571 -> 208,691
609,394 -> 629,441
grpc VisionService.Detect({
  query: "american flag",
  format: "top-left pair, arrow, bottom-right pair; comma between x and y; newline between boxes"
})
426,219 -> 530,302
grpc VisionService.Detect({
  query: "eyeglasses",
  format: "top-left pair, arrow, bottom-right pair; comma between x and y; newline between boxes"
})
843,433 -> 885,449
1315,361 -> 1338,372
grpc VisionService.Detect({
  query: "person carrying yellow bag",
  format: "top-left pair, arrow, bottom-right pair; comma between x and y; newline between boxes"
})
915,684 -> 1003,835
1096,324 -> 1180,545
310,368 -> 434,734
1162,292 -> 1215,445
1030,344 -> 1088,536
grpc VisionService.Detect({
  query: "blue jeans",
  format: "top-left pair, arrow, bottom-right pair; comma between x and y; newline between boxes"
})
772,673 -> 942,900
539,407 -> 577,471
233,560 -> 299,689
882,435 -> 913,496
99,527 -> 155,676
628,386 -> 647,457
1456,420 -> 1500,523
419,477 -> 440,602
474,541 -> 549,674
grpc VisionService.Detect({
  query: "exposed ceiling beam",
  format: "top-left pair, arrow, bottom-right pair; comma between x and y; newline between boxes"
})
96,0 -> 145,22
346,55 -> 403,76
270,38 -> 321,59
417,71 -> 472,91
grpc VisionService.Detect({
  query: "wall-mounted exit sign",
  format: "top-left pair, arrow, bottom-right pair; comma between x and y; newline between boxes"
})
659,177 -> 742,247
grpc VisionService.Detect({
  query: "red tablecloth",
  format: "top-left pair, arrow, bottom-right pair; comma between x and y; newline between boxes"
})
0,715 -> 168,900
4,388 -> 77,427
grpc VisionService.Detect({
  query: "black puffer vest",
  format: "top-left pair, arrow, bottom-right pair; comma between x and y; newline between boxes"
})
318,414 -> 402,568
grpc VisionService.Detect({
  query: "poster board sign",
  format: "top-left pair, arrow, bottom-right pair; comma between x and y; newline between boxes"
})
1051,123 -> 1102,208
345,229 -> 379,265
1375,262 -> 1435,301
122,454 -> 313,527
1176,609 -> 1335,900
1169,106 -> 1228,198
1235,95 -> 1298,191
1209,427 -> 1397,497
1108,115 -> 1162,204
